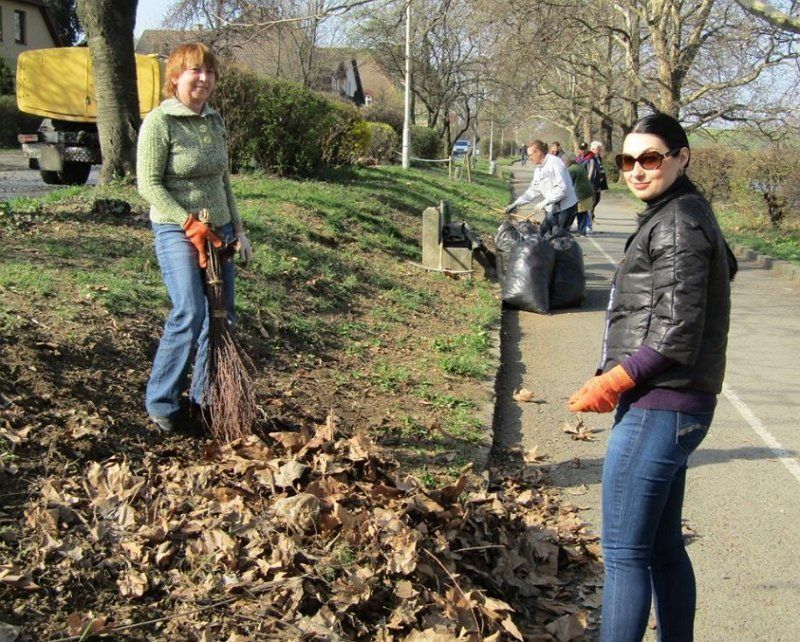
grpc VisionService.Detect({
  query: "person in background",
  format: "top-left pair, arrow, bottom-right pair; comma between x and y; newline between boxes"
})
591,139 -> 609,210
504,140 -> 578,237
519,144 -> 528,166
564,153 -> 595,234
568,112 -> 737,642
137,42 -> 253,434
577,142 -> 601,234
549,141 -> 565,159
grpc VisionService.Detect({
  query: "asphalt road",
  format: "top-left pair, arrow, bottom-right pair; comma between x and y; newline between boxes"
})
494,167 -> 800,641
0,148 -> 99,201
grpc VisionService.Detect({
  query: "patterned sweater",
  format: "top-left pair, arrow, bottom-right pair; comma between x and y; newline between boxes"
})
137,98 -> 242,230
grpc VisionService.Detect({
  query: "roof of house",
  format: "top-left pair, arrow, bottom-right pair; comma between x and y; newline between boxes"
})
136,27 -> 309,80
9,0 -> 62,46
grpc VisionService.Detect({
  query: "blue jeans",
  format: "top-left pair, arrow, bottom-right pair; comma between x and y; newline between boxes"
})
577,211 -> 591,235
539,203 -> 577,238
600,403 -> 712,642
145,222 -> 235,420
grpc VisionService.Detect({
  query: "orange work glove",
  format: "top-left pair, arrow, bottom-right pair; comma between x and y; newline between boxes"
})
568,365 -> 636,413
183,213 -> 222,268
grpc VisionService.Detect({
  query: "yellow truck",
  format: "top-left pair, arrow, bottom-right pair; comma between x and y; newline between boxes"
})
16,47 -> 162,185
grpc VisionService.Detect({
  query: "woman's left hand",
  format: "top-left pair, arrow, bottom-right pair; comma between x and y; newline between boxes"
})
568,365 -> 635,413
236,232 -> 253,267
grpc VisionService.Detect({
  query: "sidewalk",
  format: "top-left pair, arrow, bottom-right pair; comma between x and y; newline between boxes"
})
491,170 -> 800,640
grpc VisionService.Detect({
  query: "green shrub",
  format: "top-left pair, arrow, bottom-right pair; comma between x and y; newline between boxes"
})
212,65 -> 264,173
688,145 -> 738,204
214,70 -> 368,177
480,139 -> 517,159
363,122 -> 399,164
363,105 -> 404,135
730,146 -> 800,227
410,125 -> 441,159
320,98 -> 369,167
0,58 -> 13,95
0,96 -> 41,147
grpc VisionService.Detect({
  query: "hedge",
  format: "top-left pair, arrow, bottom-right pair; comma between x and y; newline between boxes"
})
213,65 -> 369,177
410,125 -> 441,159
0,96 -> 41,147
364,122 -> 399,164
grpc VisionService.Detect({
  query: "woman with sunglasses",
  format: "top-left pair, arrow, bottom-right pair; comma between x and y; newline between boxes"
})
568,112 -> 737,642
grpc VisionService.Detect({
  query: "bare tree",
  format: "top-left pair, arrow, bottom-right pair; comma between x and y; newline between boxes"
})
488,0 -> 799,146
734,0 -> 800,33
76,0 -> 140,183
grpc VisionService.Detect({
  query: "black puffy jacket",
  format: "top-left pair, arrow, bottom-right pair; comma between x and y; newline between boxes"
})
600,181 -> 731,394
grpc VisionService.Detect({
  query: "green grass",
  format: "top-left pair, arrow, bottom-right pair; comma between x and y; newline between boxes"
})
1,163 -> 506,476
717,207 -> 800,264
433,326 -> 492,379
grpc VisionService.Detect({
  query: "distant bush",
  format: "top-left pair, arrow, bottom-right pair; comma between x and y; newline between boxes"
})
0,59 -> 13,95
320,98 -> 369,167
0,96 -> 41,147
363,122 -> 399,164
363,106 -> 404,136
410,125 -> 441,160
688,145 -> 738,204
730,146 -> 800,227
212,65 -> 263,172
480,139 -> 517,159
213,67 -> 367,177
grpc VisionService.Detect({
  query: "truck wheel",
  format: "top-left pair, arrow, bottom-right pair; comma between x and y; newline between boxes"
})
39,163 -> 92,186
60,162 -> 92,185
40,170 -> 63,184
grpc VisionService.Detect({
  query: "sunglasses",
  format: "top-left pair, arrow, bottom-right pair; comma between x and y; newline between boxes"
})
615,148 -> 682,171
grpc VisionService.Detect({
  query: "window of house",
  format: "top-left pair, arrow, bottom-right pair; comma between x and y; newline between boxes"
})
14,10 -> 26,45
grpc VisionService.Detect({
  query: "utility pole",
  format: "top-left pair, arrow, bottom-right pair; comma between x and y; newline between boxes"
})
401,0 -> 412,169
488,119 -> 495,175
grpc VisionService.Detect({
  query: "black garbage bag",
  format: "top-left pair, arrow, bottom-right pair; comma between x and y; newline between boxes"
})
502,238 -> 555,314
494,220 -> 538,284
549,232 -> 586,309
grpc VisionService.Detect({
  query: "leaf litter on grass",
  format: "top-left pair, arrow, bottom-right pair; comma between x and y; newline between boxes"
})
6,410 -> 601,641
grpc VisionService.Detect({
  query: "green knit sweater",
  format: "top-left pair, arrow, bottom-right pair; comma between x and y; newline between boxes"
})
137,98 -> 242,229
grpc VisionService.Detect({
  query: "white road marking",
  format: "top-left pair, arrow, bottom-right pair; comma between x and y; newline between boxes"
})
589,232 -> 800,485
722,383 -> 800,484
589,236 -> 618,267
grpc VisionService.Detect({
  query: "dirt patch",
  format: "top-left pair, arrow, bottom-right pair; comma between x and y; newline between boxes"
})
0,182 -> 600,640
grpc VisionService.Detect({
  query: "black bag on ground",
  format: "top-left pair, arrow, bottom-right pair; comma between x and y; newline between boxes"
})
549,232 -> 586,309
494,220 -> 538,284
502,238 -> 555,314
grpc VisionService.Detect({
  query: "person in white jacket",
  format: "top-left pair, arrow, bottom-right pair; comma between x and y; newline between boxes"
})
505,139 -> 578,237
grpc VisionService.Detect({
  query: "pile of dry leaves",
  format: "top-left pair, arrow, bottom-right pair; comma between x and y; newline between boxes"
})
1,408 -> 602,642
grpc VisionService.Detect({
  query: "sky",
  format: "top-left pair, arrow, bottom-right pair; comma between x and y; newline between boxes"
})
135,0 -> 170,37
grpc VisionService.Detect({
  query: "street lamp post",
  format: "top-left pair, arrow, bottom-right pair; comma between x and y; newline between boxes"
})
401,0 -> 412,169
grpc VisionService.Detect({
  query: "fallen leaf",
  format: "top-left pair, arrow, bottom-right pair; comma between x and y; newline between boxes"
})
66,612 -> 110,637
513,387 -> 536,402
545,611 -> 588,641
273,460 -> 308,488
561,417 -> 596,441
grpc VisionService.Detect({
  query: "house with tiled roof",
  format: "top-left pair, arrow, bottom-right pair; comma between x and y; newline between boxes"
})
136,28 -> 397,108
0,0 -> 61,79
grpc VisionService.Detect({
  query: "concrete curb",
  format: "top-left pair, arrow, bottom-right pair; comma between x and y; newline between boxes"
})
474,330 -> 501,478
732,244 -> 800,283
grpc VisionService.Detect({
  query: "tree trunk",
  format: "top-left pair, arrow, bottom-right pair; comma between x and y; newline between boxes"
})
76,0 -> 140,184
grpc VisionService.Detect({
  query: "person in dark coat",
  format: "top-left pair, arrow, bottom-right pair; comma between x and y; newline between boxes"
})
568,113 -> 737,642
564,153 -> 594,233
